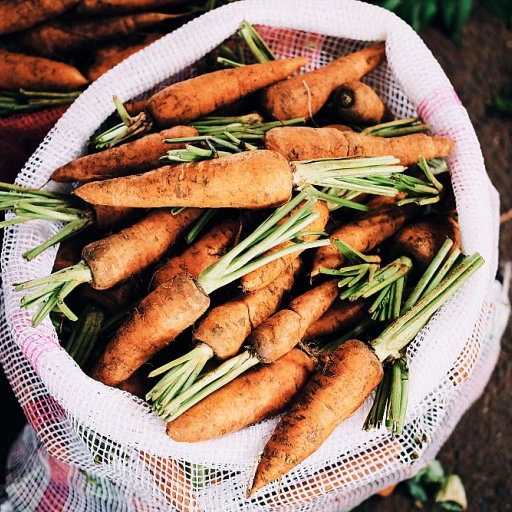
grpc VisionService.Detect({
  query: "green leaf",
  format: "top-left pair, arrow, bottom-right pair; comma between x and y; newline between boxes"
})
406,479 -> 429,503
422,459 -> 445,484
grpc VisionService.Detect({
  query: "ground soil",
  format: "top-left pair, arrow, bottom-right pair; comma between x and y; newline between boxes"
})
356,5 -> 512,512
0,4 -> 510,511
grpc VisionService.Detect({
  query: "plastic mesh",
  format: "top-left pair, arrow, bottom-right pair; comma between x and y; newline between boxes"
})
1,0 -> 508,510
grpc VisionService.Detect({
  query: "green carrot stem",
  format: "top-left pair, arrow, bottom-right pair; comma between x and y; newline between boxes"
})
396,360 -> 409,435
360,117 -> 430,138
422,249 -> 462,298
403,238 -> 454,312
238,20 -> 275,63
186,209 -> 217,244
332,239 -> 381,265
393,277 -> 405,319
363,366 -> 391,430
217,57 -> 244,68
386,359 -> 402,430
371,253 -> 484,362
289,187 -> 369,212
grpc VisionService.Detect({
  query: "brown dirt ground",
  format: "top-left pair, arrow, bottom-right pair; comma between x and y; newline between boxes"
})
356,5 -> 512,512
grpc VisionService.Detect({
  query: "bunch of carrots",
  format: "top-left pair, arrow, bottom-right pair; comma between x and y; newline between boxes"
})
6,22 -> 484,503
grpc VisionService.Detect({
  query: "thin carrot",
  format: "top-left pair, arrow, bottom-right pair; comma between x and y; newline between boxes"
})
18,13 -> 175,57
86,34 -> 162,82
0,0 -> 78,36
302,300 -> 367,341
151,216 -> 242,288
146,57 -> 308,127
327,80 -> 390,125
167,349 -> 314,442
0,50 -> 87,91
389,214 -> 460,269
80,278 -> 140,314
51,126 -> 198,183
249,280 -> 339,363
260,43 -> 386,121
264,126 -> 455,166
311,203 -> 420,276
15,208 -> 202,325
90,205 -> 145,231
240,200 -> 328,292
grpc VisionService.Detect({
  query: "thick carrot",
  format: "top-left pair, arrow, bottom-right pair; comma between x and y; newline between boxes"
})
328,80 -> 390,125
86,34 -> 162,81
78,0 -> 188,15
0,0 -> 78,35
18,13 -> 174,57
248,339 -> 384,496
303,300 -> 367,341
80,278 -> 139,313
52,126 -> 198,183
167,349 -> 314,442
249,280 -> 339,364
192,258 -> 301,360
260,43 -> 385,121
117,367 -> 151,398
152,217 -> 242,288
264,127 -> 455,166
83,207 -> 201,289
0,50 -> 87,92
90,272 -> 210,386
240,200 -> 329,292
389,215 -> 460,269
146,57 -> 308,127
74,150 -> 292,208
311,203 -> 420,276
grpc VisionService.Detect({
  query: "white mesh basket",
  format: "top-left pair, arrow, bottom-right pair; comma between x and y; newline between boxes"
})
1,1 -> 508,510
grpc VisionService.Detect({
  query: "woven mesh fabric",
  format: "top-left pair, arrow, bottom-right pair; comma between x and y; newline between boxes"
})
1,0 -> 508,510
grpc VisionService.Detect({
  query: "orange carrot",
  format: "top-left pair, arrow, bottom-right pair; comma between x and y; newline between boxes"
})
389,214 -> 460,269
248,339 -> 384,496
192,258 -> 301,360
264,126 -> 455,166
167,349 -> 315,442
51,126 -> 198,183
74,150 -> 293,209
90,272 -> 210,386
90,204 -> 145,231
146,57 -> 308,127
18,13 -> 175,57
0,49 -> 87,91
311,203 -> 420,276
303,300 -> 367,341
240,200 -> 329,293
80,278 -> 139,314
249,280 -> 339,364
151,217 -> 241,289
260,43 -> 385,121
86,34 -> 162,81
0,0 -> 78,35
328,80 -> 390,125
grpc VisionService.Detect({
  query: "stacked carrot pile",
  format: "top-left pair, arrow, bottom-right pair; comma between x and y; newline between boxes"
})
6,23 -> 483,498
0,0 -> 204,116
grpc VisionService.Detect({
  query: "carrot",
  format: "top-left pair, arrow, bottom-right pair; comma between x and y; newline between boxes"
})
151,217 -> 241,289
74,150 -> 293,208
389,215 -> 460,269
125,99 -> 148,116
117,366 -> 151,398
73,150 -> 406,209
260,43 -> 385,121
248,339 -> 384,496
328,80 -> 390,125
51,126 -> 198,183
241,199 -> 328,292
311,203 -> 420,276
53,229 -> 101,271
90,204 -> 145,231
0,50 -> 87,92
86,34 -> 162,81
18,13 -> 175,57
192,258 -> 302,360
377,484 -> 398,498
303,299 -> 367,341
78,0 -> 189,15
167,349 -> 314,442
249,280 -> 339,364
264,126 -> 455,166
80,278 -> 139,314
15,207 -> 202,326
87,193 -> 327,387
0,0 -> 78,35
146,57 -> 308,127
248,252 -> 484,495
